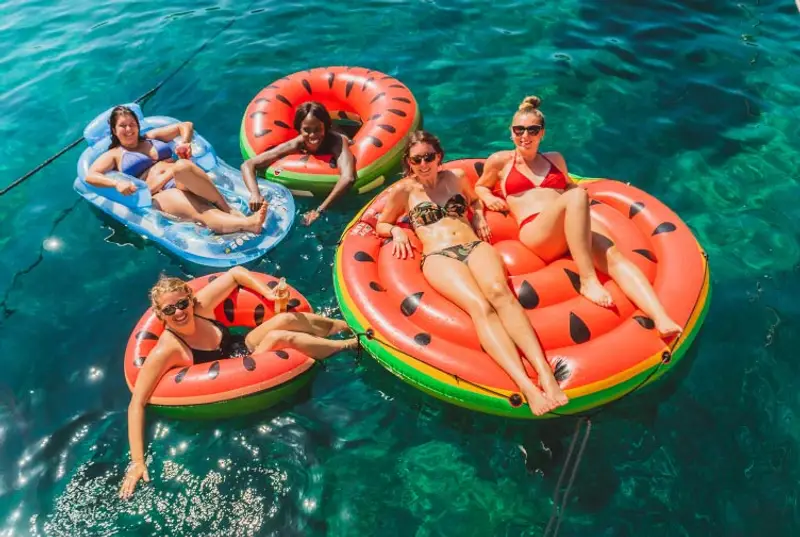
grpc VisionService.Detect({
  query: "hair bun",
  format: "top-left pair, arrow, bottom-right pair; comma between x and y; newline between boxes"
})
518,95 -> 541,111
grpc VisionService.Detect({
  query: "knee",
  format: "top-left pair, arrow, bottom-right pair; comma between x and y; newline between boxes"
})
465,297 -> 495,319
605,246 -> 625,266
483,281 -> 513,307
271,312 -> 296,327
173,159 -> 192,173
566,187 -> 589,207
256,329 -> 296,351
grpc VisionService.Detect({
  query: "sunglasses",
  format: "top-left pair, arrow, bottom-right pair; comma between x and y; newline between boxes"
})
409,152 -> 438,165
161,297 -> 192,316
512,125 -> 543,136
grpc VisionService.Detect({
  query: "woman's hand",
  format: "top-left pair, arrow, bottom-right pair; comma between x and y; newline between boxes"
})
474,215 -> 492,243
482,193 -> 508,212
175,142 -> 192,160
390,226 -> 414,259
115,180 -> 138,196
119,460 -> 150,499
248,193 -> 265,212
302,209 -> 321,226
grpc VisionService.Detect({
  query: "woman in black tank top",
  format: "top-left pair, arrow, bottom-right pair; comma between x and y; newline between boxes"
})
120,266 -> 358,499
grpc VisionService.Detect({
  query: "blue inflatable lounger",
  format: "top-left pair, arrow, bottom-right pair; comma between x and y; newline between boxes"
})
74,103 -> 295,267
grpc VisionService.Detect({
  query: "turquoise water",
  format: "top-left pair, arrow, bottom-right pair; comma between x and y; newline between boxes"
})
1,0 -> 799,534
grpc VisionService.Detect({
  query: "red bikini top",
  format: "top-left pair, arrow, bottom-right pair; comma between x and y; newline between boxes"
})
498,153 -> 568,199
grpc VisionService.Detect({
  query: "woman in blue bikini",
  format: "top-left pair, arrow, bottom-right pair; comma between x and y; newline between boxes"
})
86,106 -> 266,234
376,131 -> 568,416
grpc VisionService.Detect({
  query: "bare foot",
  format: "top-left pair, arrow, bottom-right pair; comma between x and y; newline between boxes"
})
341,337 -> 359,351
522,386 -> 553,416
329,319 -> 353,336
539,374 -> 569,408
243,204 -> 268,234
655,317 -> 683,339
580,277 -> 614,308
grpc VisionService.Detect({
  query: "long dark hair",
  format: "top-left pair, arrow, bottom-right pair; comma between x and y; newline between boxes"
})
402,130 -> 445,176
293,101 -> 332,133
108,105 -> 144,150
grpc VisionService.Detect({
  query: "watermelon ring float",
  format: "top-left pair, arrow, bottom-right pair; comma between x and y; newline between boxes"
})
240,66 -> 422,198
124,273 -> 317,419
334,159 -> 711,418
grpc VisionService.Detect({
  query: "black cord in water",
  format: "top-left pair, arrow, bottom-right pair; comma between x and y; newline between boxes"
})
0,1 -> 257,198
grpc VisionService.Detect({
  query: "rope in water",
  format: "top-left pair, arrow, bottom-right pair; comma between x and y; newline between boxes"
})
0,2 -> 256,198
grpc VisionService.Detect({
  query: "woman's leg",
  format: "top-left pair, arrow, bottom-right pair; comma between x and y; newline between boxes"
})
518,188 -> 613,307
170,159 -> 233,212
590,222 -> 682,338
153,191 -> 266,234
466,243 -> 568,406
422,254 -> 555,416
245,312 -> 351,350
251,329 -> 357,359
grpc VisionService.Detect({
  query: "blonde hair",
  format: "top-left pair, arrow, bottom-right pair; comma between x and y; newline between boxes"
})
514,95 -> 545,127
149,274 -> 196,317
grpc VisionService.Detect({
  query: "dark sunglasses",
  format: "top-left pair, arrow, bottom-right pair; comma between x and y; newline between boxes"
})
161,297 -> 192,316
512,125 -> 543,136
409,152 -> 438,165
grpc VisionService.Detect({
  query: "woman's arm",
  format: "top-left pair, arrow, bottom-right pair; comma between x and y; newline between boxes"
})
120,344 -> 179,499
376,182 -> 414,259
456,169 -> 491,242
240,138 -> 304,211
304,134 -> 355,224
86,150 -> 137,195
475,152 -> 509,211
194,266 -> 278,316
145,121 -> 194,143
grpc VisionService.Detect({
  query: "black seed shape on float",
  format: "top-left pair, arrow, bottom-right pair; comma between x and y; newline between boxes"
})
301,79 -> 312,94
276,94 -> 292,107
365,136 -> 383,148
254,98 -> 269,105
174,367 -> 190,383
633,315 -> 656,329
392,97 -> 411,103
354,251 -> 375,262
345,80 -> 354,97
243,356 -> 256,371
389,84 -> 404,88
517,280 -> 540,309
267,280 -> 278,289
369,282 -> 386,292
287,298 -> 301,310
590,199 -> 602,206
326,72 -> 335,88
370,92 -> 386,104
569,312 -> 591,344
254,128 -> 272,137
134,356 -> 146,367
275,350 -> 290,359
223,298 -> 235,323
208,275 -> 218,282
377,124 -> 396,133
629,201 -> 645,218
652,222 -> 677,236
249,111 -> 266,120
254,304 -> 265,325
414,333 -> 431,346
564,269 -> 581,294
136,331 -> 159,342
208,361 -> 220,379
633,249 -> 657,262
400,292 -> 424,316
274,120 -> 290,129
387,109 -> 407,117
474,162 -> 485,176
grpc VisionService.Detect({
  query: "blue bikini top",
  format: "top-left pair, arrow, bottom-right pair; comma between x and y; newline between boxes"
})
119,139 -> 173,178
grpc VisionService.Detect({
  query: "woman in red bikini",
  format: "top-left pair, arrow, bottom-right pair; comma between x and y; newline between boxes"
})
475,96 -> 681,338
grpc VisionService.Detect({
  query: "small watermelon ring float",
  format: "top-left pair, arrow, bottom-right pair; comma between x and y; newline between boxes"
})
240,66 -> 422,198
333,159 -> 711,418
124,273 -> 317,419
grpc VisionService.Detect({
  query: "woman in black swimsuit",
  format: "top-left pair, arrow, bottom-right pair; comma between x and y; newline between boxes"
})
376,131 -> 568,417
240,101 -> 356,225
120,266 -> 357,499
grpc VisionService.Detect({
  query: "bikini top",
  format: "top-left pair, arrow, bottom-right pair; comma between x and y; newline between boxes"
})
499,153 -> 568,199
166,316 -> 248,364
119,139 -> 173,178
408,194 -> 468,228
